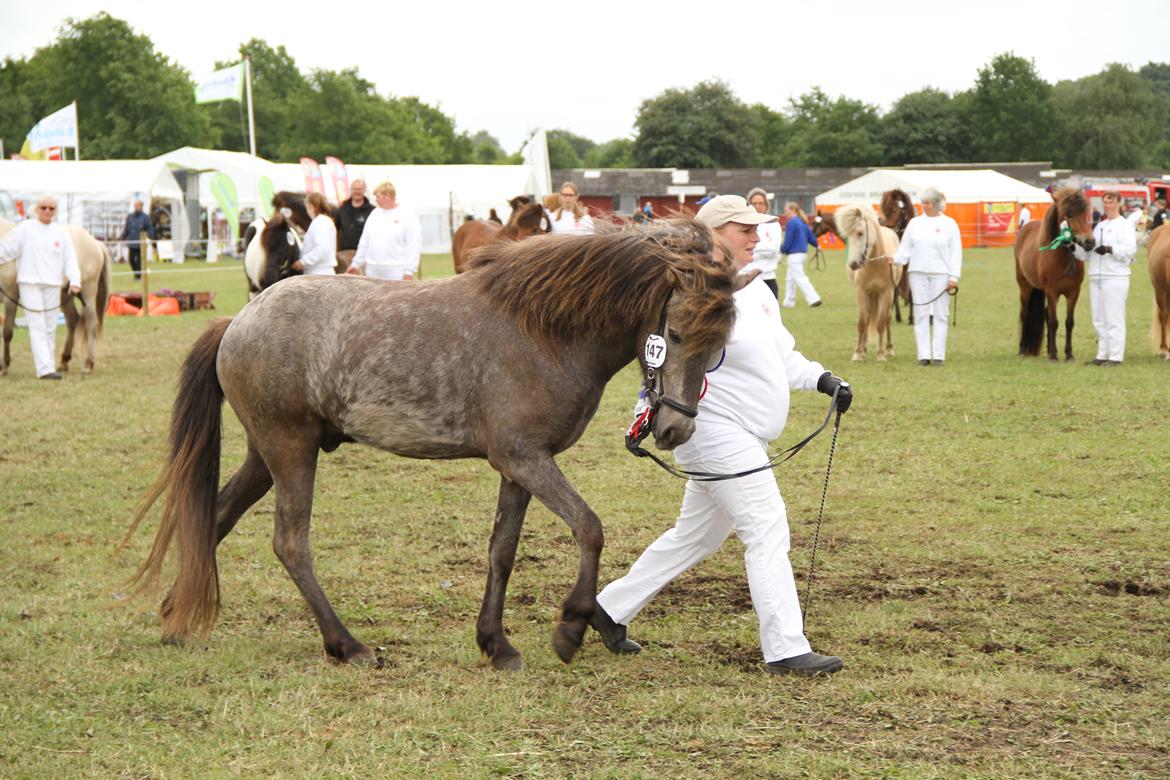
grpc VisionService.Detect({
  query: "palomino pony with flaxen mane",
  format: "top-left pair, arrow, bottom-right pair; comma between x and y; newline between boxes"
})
451,197 -> 550,274
879,188 -> 916,324
123,220 -> 740,671
0,220 -> 112,375
1147,224 -> 1170,359
1014,187 -> 1095,361
835,205 -> 903,362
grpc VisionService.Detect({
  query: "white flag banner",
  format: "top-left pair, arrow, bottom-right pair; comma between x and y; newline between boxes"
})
521,127 -> 551,198
194,63 -> 244,104
26,103 -> 79,152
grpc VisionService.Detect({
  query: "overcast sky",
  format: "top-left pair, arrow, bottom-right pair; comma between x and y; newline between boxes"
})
4,1 -> 1169,153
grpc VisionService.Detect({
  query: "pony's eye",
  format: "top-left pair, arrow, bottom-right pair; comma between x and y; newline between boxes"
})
667,328 -> 682,344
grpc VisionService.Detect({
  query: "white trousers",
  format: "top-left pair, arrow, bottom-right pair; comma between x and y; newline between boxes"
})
1088,275 -> 1129,361
909,273 -> 950,361
18,283 -> 60,377
363,264 -> 407,281
783,253 -> 821,308
597,439 -> 812,662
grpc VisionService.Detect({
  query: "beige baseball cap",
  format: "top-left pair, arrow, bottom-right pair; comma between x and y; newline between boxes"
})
695,194 -> 777,228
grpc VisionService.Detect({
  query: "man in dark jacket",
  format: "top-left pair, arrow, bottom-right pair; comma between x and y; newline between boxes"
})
121,200 -> 154,280
332,179 -> 374,271
1152,198 -> 1168,232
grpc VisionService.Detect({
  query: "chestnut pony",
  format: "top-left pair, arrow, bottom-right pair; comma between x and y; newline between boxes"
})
1014,187 -> 1095,360
452,196 -> 550,274
1147,224 -> 1170,359
124,220 -> 739,672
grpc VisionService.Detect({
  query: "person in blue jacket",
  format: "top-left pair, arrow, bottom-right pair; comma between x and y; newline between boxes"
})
780,202 -> 821,308
120,200 -> 154,280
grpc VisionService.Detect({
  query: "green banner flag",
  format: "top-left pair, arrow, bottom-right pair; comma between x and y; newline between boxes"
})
210,172 -> 239,241
257,176 -> 275,219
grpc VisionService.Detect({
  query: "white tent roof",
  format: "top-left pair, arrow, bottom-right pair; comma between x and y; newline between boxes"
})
816,169 -> 1053,206
154,147 -> 302,211
0,159 -> 183,201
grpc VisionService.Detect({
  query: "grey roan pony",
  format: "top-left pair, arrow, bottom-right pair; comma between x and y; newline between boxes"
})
125,220 -> 741,670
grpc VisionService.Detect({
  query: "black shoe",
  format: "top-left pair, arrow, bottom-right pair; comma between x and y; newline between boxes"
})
590,605 -> 641,655
1087,358 -> 1106,366
931,359 -> 944,366
810,300 -> 823,308
1106,360 -> 1123,366
765,651 -> 844,677
918,359 -> 930,366
39,372 -> 63,380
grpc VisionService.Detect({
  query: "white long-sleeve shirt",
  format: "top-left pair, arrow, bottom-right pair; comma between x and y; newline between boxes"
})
0,219 -> 81,287
353,205 -> 421,275
548,208 -> 594,235
894,213 -> 963,281
674,277 -> 825,464
299,214 -> 337,275
1072,216 -> 1137,277
745,221 -> 783,278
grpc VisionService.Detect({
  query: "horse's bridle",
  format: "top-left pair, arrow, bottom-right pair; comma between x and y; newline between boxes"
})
625,290 -> 700,452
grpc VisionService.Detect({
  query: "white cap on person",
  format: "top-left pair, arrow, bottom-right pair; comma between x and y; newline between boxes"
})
695,195 -> 777,229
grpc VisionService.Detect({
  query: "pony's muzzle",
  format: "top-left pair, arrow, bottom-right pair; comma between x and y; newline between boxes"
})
652,411 -> 696,451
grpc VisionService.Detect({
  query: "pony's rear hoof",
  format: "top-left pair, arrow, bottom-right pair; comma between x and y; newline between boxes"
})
552,621 -> 585,664
490,651 -> 525,671
338,647 -> 381,668
852,353 -> 864,363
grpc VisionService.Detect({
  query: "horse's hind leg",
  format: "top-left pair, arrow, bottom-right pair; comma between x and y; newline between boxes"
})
267,440 -> 376,665
496,453 -> 602,665
216,441 -> 274,543
852,287 -> 867,362
476,477 -> 532,670
1045,293 -> 1060,361
1064,291 -> 1079,361
80,297 -> 99,372
1,300 -> 15,375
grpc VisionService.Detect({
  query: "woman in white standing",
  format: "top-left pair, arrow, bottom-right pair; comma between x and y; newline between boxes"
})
1072,191 -> 1137,365
0,196 -> 81,380
294,192 -> 337,276
894,187 -> 962,365
780,202 -> 822,308
347,181 -> 421,280
548,182 -> 594,235
744,188 -> 782,299
590,194 -> 852,676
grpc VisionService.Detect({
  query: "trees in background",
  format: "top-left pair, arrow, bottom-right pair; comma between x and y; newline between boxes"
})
632,81 -> 759,168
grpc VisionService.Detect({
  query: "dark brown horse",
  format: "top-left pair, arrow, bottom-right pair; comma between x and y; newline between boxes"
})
1148,224 -> 1170,359
809,209 -> 840,241
1015,187 -> 1095,360
124,220 -> 740,671
452,201 -> 550,274
879,189 -> 916,323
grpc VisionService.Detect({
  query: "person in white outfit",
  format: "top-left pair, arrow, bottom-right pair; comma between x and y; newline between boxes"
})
1072,191 -> 1137,365
744,188 -> 782,298
547,182 -> 595,235
894,187 -> 962,365
295,192 -> 338,276
1018,205 -> 1031,228
0,196 -> 81,380
590,194 -> 853,677
347,181 -> 421,280
780,202 -> 822,308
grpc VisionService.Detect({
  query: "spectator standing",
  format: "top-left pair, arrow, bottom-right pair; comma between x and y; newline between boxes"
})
333,179 -> 374,271
743,188 -> 782,298
780,202 -> 822,308
548,182 -> 594,235
0,196 -> 81,379
295,192 -> 338,276
1018,204 -> 1031,228
1151,198 -> 1168,232
894,187 -> 962,365
347,181 -> 421,281
590,194 -> 852,677
1072,191 -> 1138,365
120,199 -> 154,281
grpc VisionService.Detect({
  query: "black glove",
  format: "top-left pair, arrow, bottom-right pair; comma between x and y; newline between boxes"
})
1094,245 -> 1112,255
817,372 -> 852,413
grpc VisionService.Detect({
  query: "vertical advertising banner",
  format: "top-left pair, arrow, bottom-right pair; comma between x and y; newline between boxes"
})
981,202 -> 1017,235
324,156 -> 349,203
210,172 -> 240,240
299,157 -> 326,195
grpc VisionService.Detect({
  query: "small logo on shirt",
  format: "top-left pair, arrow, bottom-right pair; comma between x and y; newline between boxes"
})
53,241 -> 61,248
761,302 -> 772,317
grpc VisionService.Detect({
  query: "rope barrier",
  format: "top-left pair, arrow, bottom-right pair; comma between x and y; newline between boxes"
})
110,265 -> 243,278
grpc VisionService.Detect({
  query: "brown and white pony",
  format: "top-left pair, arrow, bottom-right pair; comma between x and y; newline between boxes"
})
243,192 -> 312,296
0,220 -> 111,375
1147,224 -> 1170,359
123,220 -> 740,672
834,205 -> 903,362
451,196 -> 550,274
879,189 -> 916,323
1014,187 -> 1094,361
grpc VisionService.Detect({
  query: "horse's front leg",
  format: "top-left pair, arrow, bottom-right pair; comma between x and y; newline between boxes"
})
877,291 -> 894,361
853,287 -> 867,362
58,295 -> 79,372
476,476 -> 532,670
1064,292 -> 1078,361
496,452 -> 602,664
80,296 -> 99,372
2,299 -> 17,375
1045,294 -> 1060,361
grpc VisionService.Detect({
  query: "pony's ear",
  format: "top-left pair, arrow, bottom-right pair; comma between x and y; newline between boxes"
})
734,269 -> 760,291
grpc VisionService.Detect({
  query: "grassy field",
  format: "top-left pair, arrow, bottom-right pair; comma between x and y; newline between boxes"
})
2,247 -> 1167,778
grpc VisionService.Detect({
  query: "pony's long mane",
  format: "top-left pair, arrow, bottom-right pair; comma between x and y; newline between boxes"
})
470,219 -> 737,358
834,205 -> 880,239
260,212 -> 293,255
1042,187 -> 1088,243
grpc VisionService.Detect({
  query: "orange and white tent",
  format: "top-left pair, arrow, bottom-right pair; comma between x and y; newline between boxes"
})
815,169 -> 1054,247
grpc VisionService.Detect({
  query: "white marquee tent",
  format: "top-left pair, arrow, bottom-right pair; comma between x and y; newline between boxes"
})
0,159 -> 189,255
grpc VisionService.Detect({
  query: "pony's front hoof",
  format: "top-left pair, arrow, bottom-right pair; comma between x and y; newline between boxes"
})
876,353 -> 887,362
490,650 -> 525,671
551,620 -> 586,664
328,639 -> 381,667
851,353 -> 865,363
82,361 -> 94,374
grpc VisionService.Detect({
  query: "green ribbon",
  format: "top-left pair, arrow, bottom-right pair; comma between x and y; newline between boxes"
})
1039,225 -> 1074,251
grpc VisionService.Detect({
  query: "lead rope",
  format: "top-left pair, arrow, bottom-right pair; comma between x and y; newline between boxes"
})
803,409 -> 841,624
0,285 -> 86,313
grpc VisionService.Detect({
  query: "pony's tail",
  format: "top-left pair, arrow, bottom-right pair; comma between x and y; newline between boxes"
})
95,243 -> 111,339
1020,289 -> 1045,355
121,318 -> 231,643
